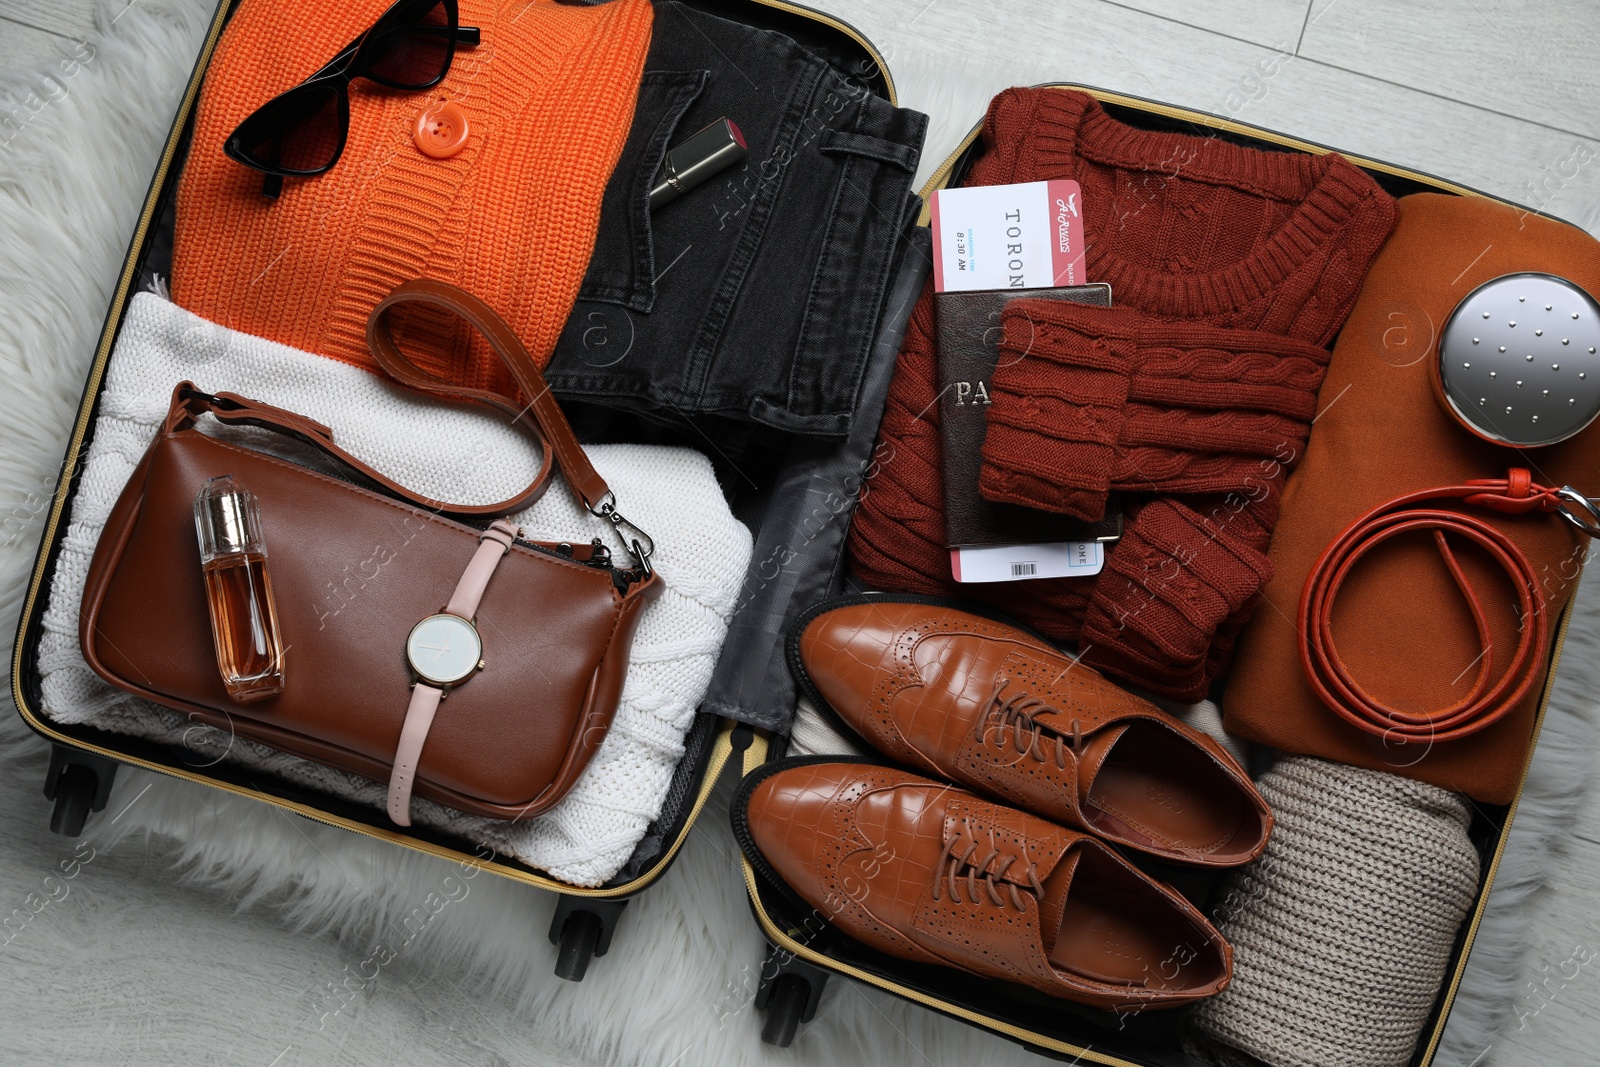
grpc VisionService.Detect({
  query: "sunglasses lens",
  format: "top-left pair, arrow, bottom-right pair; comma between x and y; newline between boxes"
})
230,81 -> 346,175
365,0 -> 454,90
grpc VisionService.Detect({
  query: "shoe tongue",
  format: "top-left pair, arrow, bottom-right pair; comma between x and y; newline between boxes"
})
1037,846 -> 1082,951
1019,697 -> 1131,779
943,800 -> 1074,929
1073,723 -> 1131,804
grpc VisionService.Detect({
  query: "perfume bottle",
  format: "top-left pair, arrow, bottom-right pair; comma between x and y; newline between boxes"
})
193,475 -> 285,702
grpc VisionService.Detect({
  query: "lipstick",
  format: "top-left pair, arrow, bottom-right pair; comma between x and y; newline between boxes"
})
649,117 -> 748,210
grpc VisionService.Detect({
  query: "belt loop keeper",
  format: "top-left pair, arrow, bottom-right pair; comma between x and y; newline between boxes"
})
1507,467 -> 1533,499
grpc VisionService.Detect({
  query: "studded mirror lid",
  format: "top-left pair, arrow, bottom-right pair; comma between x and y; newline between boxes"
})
1437,272 -> 1600,448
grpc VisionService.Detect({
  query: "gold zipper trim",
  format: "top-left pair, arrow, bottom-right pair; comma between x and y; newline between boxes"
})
10,0 -> 901,752
10,3 -> 1563,1055
15,698 -> 737,898
742,584 -> 1577,1067
8,0 -> 233,657
748,0 -> 897,106
1418,589 -> 1580,1065
9,7 -> 225,731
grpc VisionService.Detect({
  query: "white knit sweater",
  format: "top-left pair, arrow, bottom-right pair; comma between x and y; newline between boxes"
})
36,292 -> 752,887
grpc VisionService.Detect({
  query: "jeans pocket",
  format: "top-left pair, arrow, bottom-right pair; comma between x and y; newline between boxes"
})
775,95 -> 926,430
577,68 -> 709,314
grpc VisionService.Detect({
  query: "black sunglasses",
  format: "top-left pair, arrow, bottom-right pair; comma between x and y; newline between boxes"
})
223,0 -> 480,199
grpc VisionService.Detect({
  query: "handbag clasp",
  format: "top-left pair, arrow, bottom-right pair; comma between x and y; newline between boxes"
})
589,493 -> 655,577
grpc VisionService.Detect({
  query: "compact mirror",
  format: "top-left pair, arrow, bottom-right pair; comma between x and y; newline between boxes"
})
1435,272 -> 1600,448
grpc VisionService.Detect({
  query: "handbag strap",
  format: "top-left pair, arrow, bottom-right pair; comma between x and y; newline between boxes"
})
162,280 -> 656,571
165,383 -> 548,521
367,280 -> 656,573
367,279 -> 610,512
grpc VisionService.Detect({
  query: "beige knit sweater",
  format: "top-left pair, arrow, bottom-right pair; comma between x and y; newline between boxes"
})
1185,756 -> 1481,1067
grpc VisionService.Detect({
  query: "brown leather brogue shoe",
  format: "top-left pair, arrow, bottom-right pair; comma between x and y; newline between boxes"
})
790,596 -> 1272,867
736,759 -> 1231,1009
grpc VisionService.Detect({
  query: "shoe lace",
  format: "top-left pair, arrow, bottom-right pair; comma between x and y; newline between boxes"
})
975,679 -> 1085,771
932,818 -> 1045,911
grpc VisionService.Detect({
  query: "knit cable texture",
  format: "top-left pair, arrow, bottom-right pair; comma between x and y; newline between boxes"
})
35,293 -> 752,887
1183,757 -> 1480,1067
981,300 -> 1331,519
845,87 -> 1397,700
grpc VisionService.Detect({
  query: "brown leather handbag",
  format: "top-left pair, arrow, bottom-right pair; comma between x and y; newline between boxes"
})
79,281 -> 663,825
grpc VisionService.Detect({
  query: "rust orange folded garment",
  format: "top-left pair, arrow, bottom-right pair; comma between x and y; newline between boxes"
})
1224,193 -> 1600,804
171,0 -> 653,397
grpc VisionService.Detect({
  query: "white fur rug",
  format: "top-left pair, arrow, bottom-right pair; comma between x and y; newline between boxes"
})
0,3 -> 1595,1066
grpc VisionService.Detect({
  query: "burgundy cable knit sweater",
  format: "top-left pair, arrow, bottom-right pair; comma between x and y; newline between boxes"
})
980,302 -> 1334,519
847,87 -> 1397,700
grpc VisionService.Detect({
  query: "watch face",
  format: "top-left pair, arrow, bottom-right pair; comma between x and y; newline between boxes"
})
405,614 -> 483,687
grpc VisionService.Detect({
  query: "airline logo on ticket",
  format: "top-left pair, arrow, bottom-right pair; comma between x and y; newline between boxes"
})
930,179 -> 1085,292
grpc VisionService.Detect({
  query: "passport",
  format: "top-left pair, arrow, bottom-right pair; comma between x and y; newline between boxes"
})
935,284 -> 1122,563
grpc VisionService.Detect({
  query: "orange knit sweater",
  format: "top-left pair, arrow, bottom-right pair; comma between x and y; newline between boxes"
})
172,0 -> 654,396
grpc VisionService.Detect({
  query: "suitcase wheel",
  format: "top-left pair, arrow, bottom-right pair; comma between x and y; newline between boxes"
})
754,946 -> 828,1047
49,765 -> 97,837
43,747 -> 118,837
554,910 -> 602,981
760,974 -> 810,1046
548,895 -> 628,982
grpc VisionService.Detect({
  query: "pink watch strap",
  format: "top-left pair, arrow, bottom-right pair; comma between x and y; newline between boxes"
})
388,683 -> 442,826
446,521 -> 517,617
387,519 -> 519,826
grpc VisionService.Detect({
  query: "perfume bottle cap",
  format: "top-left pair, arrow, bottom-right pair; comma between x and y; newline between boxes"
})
194,475 -> 266,559
1436,272 -> 1600,448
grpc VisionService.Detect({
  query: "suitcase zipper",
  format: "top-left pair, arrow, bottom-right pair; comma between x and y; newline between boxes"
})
748,0 -> 897,105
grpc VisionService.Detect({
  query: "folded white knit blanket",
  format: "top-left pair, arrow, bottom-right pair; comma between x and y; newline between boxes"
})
35,292 -> 751,887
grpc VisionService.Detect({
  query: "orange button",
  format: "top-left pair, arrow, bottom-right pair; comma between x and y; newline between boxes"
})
413,101 -> 470,159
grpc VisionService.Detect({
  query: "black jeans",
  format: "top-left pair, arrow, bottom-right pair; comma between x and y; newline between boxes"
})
698,227 -> 931,734
545,1 -> 928,452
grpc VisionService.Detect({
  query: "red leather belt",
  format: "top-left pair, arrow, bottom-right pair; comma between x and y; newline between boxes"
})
1300,469 -> 1596,744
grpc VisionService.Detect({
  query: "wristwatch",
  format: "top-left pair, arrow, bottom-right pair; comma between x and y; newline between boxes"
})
387,519 -> 519,826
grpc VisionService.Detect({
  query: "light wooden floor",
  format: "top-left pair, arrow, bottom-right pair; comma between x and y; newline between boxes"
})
3,0 -> 1599,1065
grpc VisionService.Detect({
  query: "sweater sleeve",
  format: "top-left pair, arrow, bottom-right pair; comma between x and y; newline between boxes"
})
1077,498 -> 1275,702
979,300 -> 1330,520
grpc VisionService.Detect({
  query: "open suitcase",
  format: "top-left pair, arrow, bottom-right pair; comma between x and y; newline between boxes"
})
9,0 -> 921,984
9,0 -> 1590,1061
730,86 -> 1590,1067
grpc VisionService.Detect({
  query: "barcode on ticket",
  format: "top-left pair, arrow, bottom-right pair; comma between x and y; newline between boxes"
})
951,542 -> 1104,583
